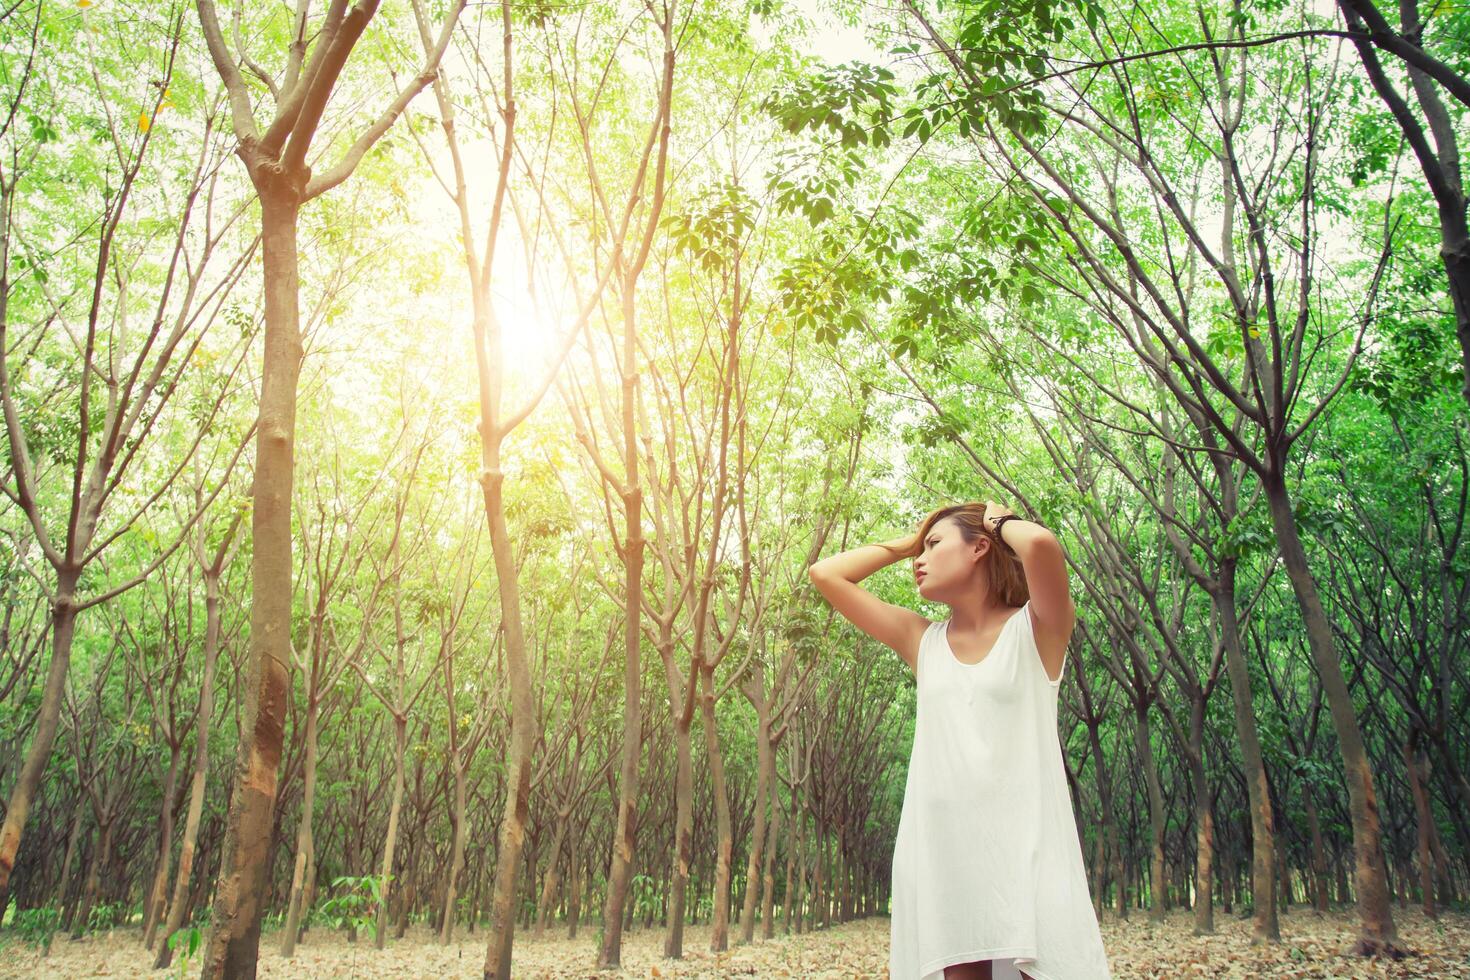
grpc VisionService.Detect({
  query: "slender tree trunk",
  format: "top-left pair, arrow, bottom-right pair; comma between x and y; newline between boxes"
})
0,577 -> 80,908
52,805 -> 83,912
1262,471 -> 1400,953
701,667 -> 734,951
298,836 -> 317,943
143,742 -> 183,948
1303,783 -> 1331,913
156,569 -> 223,968
442,762 -> 468,944
1079,676 -> 1125,923
376,714 -> 407,949
1133,703 -> 1167,924
782,804 -> 797,934
1214,571 -> 1280,941
203,187 -> 303,979
760,784 -> 782,940
664,718 -> 694,957
70,817 -> 112,939
566,835 -> 581,940
534,812 -> 568,939
597,284 -> 648,970
281,695 -> 320,957
1187,702 -> 1215,935
1403,733 -> 1438,919
739,717 -> 772,944
479,451 -> 534,977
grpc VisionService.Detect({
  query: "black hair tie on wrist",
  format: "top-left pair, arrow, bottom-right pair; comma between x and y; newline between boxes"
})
990,514 -> 1023,539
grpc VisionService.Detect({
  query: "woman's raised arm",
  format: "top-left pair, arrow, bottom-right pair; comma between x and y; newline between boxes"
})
808,535 -> 931,672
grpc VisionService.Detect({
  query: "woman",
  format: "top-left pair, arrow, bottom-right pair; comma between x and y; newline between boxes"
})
808,500 -> 1110,980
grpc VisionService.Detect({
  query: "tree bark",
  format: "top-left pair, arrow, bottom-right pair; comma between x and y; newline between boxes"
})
760,789 -> 782,940
281,693 -> 320,957
1187,696 -> 1215,935
376,713 -> 407,949
69,817 -> 112,940
0,578 -> 80,908
156,557 -> 227,968
1214,568 -> 1280,941
441,746 -> 470,944
1403,731 -> 1438,918
1133,702 -> 1167,923
202,186 -> 303,979
1261,470 -> 1400,953
142,741 -> 183,948
739,711 -> 773,944
701,666 -> 735,951
664,713 -> 694,957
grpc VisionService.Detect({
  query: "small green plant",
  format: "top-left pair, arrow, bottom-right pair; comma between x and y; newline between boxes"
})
166,925 -> 202,980
630,872 -> 660,922
87,900 -> 124,932
315,875 -> 380,942
12,904 -> 61,953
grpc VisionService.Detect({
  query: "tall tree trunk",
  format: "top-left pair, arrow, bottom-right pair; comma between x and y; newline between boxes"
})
664,717 -> 694,957
1262,470 -> 1400,953
534,811 -> 568,939
1403,731 -> 1438,919
701,667 -> 734,952
442,760 -> 469,944
480,446 -> 535,976
376,713 -> 407,949
1214,569 -> 1280,941
203,187 -> 303,979
142,742 -> 183,948
1133,703 -> 1167,923
0,576 -> 80,908
52,805 -> 83,913
566,834 -> 581,940
761,791 -> 781,940
70,817 -> 112,939
1303,783 -> 1331,913
739,715 -> 772,944
281,694 -> 320,957
156,566 -> 224,968
1187,697 -> 1215,935
782,824 -> 796,936
596,284 -> 649,972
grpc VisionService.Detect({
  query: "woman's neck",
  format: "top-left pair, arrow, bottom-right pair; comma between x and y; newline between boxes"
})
947,588 -> 1011,633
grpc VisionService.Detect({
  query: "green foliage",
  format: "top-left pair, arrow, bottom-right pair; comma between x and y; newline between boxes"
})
314,875 -> 382,940
662,181 -> 757,273
11,905 -> 61,952
763,61 -> 898,149
630,872 -> 660,922
166,925 -> 202,979
86,901 -> 125,933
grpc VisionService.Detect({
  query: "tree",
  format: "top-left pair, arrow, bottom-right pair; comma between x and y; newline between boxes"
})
192,1 -> 464,973
0,5 -> 253,914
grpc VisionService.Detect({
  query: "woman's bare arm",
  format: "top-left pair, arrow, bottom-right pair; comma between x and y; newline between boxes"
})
807,535 -> 931,672
996,518 -> 1076,681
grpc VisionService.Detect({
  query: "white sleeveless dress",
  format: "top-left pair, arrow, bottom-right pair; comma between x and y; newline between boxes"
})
889,601 -> 1111,980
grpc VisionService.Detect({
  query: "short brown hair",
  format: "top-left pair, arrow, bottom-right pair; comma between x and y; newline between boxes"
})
883,503 -> 1030,606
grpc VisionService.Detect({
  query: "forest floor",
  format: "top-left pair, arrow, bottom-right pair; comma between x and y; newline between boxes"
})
3,905 -> 1468,978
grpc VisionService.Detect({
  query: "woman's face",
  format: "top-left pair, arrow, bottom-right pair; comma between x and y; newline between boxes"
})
913,517 -> 985,601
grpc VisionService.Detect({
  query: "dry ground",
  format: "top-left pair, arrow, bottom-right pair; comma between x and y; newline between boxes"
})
3,905 -> 1467,978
